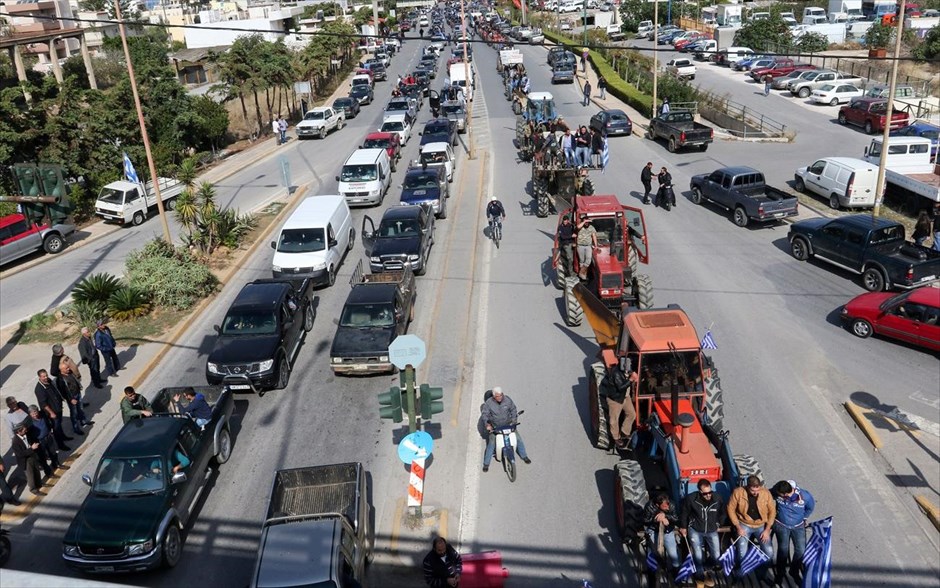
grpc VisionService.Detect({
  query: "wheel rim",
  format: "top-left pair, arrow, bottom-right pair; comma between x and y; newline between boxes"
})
164,526 -> 181,565
830,195 -> 839,209
864,270 -> 882,291
304,307 -> 313,330
853,320 -> 872,337
219,430 -> 232,462
734,209 -> 746,225
133,212 -> 144,225
47,237 -> 63,252
795,179 -> 805,192
830,98 -> 839,106
278,359 -> 289,388
793,241 -> 806,259
328,266 -> 335,286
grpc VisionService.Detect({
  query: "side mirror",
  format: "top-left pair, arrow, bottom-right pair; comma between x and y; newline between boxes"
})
82,473 -> 92,487
171,472 -> 187,485
864,147 -> 869,156
335,175 -> 341,182
329,239 -> 338,248
213,325 -> 222,334
270,241 -> 276,249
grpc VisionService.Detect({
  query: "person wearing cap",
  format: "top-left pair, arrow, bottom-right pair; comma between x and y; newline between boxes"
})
486,195 -> 505,231
27,405 -> 64,471
94,319 -> 120,377
481,387 -> 530,472
11,420 -> 53,495
576,217 -> 598,280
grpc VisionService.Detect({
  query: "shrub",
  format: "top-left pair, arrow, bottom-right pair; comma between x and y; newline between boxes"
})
125,238 -> 219,309
72,273 -> 123,309
64,300 -> 106,329
865,21 -> 895,49
797,32 -> 830,53
912,26 -> 940,60
108,286 -> 152,321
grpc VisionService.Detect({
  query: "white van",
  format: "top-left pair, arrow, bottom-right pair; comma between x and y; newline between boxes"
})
271,195 -> 354,287
336,148 -> 393,207
794,157 -> 878,209
449,62 -> 474,100
722,47 -> 756,66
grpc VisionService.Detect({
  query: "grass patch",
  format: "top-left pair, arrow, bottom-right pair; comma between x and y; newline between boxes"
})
17,307 -> 190,345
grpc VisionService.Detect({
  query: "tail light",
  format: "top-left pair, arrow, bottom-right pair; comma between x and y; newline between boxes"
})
846,172 -> 855,199
758,204 -> 764,218
710,129 -> 714,138
906,266 -> 914,282
680,132 -> 686,142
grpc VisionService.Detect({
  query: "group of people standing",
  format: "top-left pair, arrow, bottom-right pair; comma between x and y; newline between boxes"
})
272,114 -> 288,145
640,161 -> 675,207
1,321 -> 120,503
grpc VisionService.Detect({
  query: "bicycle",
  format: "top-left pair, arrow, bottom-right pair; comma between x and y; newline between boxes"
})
489,216 -> 502,249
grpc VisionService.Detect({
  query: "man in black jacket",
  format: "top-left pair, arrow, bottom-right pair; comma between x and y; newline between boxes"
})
679,479 -> 726,588
422,536 -> 462,587
641,162 -> 653,204
34,369 -> 71,450
11,421 -> 53,495
78,327 -> 104,388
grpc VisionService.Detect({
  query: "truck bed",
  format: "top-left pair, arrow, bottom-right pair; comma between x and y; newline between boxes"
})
886,169 -> 940,201
266,464 -> 361,527
151,385 -> 226,414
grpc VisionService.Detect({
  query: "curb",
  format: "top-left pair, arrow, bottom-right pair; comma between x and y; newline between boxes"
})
844,400 -> 883,450
914,495 -> 940,532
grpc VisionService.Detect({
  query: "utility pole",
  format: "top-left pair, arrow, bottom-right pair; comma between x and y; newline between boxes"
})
872,0 -> 906,219
113,0 -> 171,243
372,0 -> 380,46
581,0 -> 587,45
521,0 -> 527,26
461,0 -> 475,159
652,0 -> 659,119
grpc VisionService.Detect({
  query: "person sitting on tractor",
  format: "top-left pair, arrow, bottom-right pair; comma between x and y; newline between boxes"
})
644,494 -> 681,574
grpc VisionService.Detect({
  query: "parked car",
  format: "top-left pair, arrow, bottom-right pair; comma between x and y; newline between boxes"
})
789,70 -> 860,97
362,132 -> 402,168
590,109 -> 633,137
794,157 -> 878,209
840,287 -> 940,350
689,166 -> 799,227
665,57 -> 696,79
551,62 -> 576,84
890,121 -> 940,157
380,113 -> 413,144
811,83 -> 863,106
349,84 -> 374,105
838,98 -> 910,134
647,110 -> 713,152
750,58 -> 810,81
333,96 -> 361,119
771,68 -> 819,90
0,213 -> 74,266
731,55 -> 772,71
296,107 -> 345,140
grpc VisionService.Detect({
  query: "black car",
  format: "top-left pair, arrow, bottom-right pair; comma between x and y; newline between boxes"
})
365,61 -> 387,81
547,46 -> 567,65
590,109 -> 634,137
551,63 -> 576,84
415,64 -> 437,80
362,205 -> 435,275
349,84 -> 374,105
419,117 -> 458,147
206,279 -> 315,391
333,96 -> 361,119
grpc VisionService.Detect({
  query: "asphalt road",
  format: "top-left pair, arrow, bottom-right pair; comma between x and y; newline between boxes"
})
3,30 -> 938,588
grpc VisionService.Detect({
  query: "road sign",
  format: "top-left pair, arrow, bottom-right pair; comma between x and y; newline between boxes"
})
388,335 -> 427,370
398,430 -> 433,464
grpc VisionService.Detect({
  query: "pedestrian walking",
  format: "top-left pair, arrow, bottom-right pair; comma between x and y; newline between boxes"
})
641,161 -> 654,205
28,405 -> 63,471
763,75 -> 772,97
660,97 -> 671,115
11,421 -> 52,495
78,327 -> 104,388
581,47 -> 589,72
94,319 -> 120,377
727,476 -> 775,582
772,480 -> 816,584
679,479 -> 726,588
34,369 -> 71,450
422,536 -> 463,587
0,459 -> 22,506
582,80 -> 592,107
272,117 -> 281,145
278,115 -> 288,144
598,75 -> 607,100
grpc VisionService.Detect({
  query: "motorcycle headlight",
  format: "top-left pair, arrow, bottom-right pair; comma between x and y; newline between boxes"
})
258,359 -> 275,372
207,362 -> 221,375
63,544 -> 79,557
127,540 -> 154,555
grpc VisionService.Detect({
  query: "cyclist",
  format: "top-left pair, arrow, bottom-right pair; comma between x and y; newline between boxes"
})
486,196 -> 505,233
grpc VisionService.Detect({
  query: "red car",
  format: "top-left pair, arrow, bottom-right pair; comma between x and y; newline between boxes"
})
361,132 -> 402,170
841,286 -> 940,351
0,213 -> 75,266
838,97 -> 910,134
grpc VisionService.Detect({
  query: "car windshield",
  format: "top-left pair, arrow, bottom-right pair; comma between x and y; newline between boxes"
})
304,111 -> 325,120
363,138 -> 391,149
609,113 -> 629,123
98,187 -> 126,204
334,99 -> 352,108
818,84 -> 836,92
221,310 -> 277,335
352,78 -> 370,86
277,228 -> 325,253
339,303 -> 396,328
351,86 -> 369,95
341,164 -> 378,182
441,104 -> 464,115
94,457 -> 166,495
382,122 -> 405,132
387,101 -> 408,111
378,218 -> 421,237
404,172 -> 440,189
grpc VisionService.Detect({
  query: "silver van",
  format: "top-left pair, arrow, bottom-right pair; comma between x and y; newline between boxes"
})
794,157 -> 878,209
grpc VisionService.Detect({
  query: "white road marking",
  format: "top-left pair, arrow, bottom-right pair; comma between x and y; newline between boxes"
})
910,390 -> 940,411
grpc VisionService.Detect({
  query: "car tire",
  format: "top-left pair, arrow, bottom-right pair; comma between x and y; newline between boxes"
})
327,264 -> 336,286
213,428 -> 232,465
667,137 -> 678,152
838,113 -> 847,125
850,318 -> 873,338
732,207 -> 749,227
275,356 -> 291,390
162,524 -> 182,568
132,211 -> 145,226
862,267 -> 886,292
830,98 -> 839,106
799,87 -> 811,99
347,228 -> 355,251
319,128 -> 327,140
303,303 -> 314,332
829,194 -> 841,209
794,178 -> 806,192
864,121 -> 874,134
790,237 -> 810,261
690,187 -> 703,204
43,233 -> 65,254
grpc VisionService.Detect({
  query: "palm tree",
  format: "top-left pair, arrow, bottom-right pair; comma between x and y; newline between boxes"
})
174,189 -> 198,239
177,157 -> 198,190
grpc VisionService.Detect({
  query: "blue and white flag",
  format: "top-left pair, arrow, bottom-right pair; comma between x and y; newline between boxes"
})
675,553 -> 696,583
802,517 -> 833,588
645,549 -> 659,572
700,329 -> 718,350
739,542 -> 771,577
122,152 -> 139,184
718,543 -> 736,577
601,137 -> 610,172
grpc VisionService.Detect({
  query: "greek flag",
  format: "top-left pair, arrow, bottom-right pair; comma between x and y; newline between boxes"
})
802,517 -> 833,588
122,152 -> 139,184
718,543 -> 736,577
601,137 -> 610,172
700,330 -> 718,350
739,542 -> 771,577
675,553 -> 696,583
645,549 -> 659,572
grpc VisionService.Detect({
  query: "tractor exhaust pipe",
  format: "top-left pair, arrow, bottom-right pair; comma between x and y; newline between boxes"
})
677,413 -> 695,454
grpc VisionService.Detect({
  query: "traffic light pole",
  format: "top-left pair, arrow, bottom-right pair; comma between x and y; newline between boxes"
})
403,365 -> 417,434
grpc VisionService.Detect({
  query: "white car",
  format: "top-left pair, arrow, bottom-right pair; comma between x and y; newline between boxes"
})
380,113 -> 413,145
811,83 -> 863,106
296,107 -> 345,139
666,58 -> 696,80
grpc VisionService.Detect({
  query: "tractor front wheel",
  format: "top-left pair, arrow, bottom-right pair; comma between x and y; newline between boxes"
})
634,274 -> 653,309
588,362 -> 611,450
563,277 -> 583,326
614,459 -> 648,540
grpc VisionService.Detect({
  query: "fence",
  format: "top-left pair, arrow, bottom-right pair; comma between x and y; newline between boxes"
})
698,93 -> 790,138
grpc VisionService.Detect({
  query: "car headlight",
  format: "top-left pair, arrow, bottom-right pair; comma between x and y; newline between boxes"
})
272,265 -> 281,272
63,544 -> 79,556
258,359 -> 275,372
370,256 -> 381,263
127,540 -> 154,555
408,254 -> 420,261
370,189 -> 381,196
332,357 -> 342,364
380,355 -> 389,362
207,362 -> 221,375
311,262 -> 327,271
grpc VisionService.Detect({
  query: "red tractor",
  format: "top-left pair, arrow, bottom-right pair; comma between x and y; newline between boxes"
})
573,287 -> 763,586
553,194 -> 654,327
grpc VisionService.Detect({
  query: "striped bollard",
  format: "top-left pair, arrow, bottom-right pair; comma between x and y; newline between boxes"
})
408,457 -> 426,507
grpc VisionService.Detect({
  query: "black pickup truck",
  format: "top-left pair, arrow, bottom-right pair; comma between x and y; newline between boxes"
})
206,278 -> 315,393
646,110 -> 714,152
249,463 -> 373,588
690,166 -> 799,227
63,386 -> 235,573
788,215 -> 940,291
330,262 -> 417,375
361,204 -> 435,275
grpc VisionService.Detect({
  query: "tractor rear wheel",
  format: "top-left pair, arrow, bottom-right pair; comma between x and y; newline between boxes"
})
734,454 -> 763,485
614,459 -> 648,540
534,178 -> 550,218
635,274 -> 653,309
627,246 -> 638,276
702,357 -> 725,433
515,118 -> 526,144
554,251 -> 568,289
512,100 -> 522,115
588,362 -> 611,450
580,177 -> 595,196
563,277 -> 583,326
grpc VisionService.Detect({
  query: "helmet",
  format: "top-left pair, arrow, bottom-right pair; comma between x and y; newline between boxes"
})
490,195 -> 497,202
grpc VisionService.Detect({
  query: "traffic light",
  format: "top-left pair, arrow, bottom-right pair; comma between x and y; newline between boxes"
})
378,386 -> 405,423
419,384 -> 444,420
38,164 -> 67,200
11,164 -> 41,197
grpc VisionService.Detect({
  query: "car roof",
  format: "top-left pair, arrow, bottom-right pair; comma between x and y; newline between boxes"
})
382,205 -> 423,221
0,213 -> 29,229
908,287 -> 940,307
829,214 -> 897,230
406,166 -> 442,177
624,308 -> 701,352
307,106 -> 330,113
717,166 -> 761,176
383,113 -> 408,122
230,280 -> 290,312
282,195 -> 346,231
107,417 -> 188,459
255,519 -> 339,587
420,141 -> 450,152
601,109 -> 628,117
365,131 -> 397,140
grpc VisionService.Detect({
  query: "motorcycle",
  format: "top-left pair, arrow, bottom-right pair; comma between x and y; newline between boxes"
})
0,526 -> 11,567
491,411 -> 524,483
657,184 -> 677,211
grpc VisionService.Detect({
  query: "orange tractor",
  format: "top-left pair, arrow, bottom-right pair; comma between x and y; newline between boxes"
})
553,194 -> 654,326
574,286 -> 763,586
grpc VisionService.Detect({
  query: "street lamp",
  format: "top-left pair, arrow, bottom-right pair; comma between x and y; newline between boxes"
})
652,0 -> 659,119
